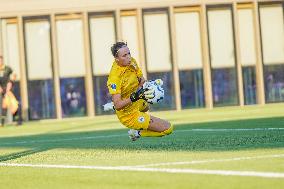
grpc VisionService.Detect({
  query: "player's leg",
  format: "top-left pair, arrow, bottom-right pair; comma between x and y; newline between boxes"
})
121,112 -> 166,140
0,94 -> 4,126
137,115 -> 174,137
1,108 -> 6,126
136,100 -> 173,135
121,110 -> 173,140
140,115 -> 174,136
148,116 -> 170,132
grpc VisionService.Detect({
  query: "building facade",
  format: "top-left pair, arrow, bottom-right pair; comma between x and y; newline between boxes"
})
0,0 -> 283,120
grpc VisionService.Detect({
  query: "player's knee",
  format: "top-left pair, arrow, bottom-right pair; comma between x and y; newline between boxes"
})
163,123 -> 174,135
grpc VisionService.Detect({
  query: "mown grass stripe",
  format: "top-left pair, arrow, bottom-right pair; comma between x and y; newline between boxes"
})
0,128 -> 283,146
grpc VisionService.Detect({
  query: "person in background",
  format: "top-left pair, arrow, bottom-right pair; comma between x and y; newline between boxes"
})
65,84 -> 83,116
0,53 -> 17,126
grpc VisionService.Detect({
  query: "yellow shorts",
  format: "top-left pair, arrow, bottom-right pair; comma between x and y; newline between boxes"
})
139,99 -> 149,112
118,100 -> 150,130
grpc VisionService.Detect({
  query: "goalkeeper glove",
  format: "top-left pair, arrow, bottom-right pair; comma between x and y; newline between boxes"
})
130,88 -> 146,102
130,87 -> 153,102
143,86 -> 154,99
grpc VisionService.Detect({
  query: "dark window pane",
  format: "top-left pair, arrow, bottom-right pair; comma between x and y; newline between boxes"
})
242,66 -> 257,105
60,77 -> 86,117
93,76 -> 114,115
147,72 -> 175,111
212,68 -> 238,106
179,69 -> 205,109
264,64 -> 284,103
28,79 -> 56,120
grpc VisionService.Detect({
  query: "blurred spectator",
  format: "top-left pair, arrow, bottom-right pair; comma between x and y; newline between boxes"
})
65,84 -> 83,116
0,53 -> 18,126
267,74 -> 275,101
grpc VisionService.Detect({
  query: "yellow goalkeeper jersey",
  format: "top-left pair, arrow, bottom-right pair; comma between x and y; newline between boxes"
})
107,57 -> 143,118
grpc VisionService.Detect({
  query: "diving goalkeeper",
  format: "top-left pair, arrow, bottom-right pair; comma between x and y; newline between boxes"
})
107,42 -> 174,141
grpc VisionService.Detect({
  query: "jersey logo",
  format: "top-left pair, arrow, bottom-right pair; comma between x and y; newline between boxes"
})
138,116 -> 145,123
111,84 -> 116,91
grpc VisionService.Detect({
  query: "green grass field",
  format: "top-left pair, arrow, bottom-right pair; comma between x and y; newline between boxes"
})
0,104 -> 283,189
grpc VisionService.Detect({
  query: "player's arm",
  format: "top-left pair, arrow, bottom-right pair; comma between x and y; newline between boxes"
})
112,87 -> 150,110
138,76 -> 146,88
112,93 -> 132,110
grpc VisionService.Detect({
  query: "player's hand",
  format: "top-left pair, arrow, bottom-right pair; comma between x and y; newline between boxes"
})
130,88 -> 147,102
143,86 -> 154,99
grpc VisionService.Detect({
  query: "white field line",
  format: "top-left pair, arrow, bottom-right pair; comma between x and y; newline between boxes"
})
0,127 -> 283,146
127,154 -> 284,168
0,162 -> 283,178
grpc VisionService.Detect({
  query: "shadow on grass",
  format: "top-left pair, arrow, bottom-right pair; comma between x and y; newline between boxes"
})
0,147 -> 48,162
0,117 -> 283,161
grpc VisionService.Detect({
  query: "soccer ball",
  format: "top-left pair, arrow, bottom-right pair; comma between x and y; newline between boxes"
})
143,79 -> 164,104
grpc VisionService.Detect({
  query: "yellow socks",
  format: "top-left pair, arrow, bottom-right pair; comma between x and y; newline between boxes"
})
139,130 -> 165,137
163,123 -> 174,135
139,123 -> 174,137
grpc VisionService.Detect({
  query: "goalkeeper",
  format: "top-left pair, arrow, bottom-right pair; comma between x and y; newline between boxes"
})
107,42 -> 173,141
